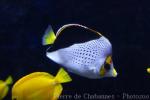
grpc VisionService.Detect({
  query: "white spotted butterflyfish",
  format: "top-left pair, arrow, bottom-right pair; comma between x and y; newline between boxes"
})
42,24 -> 118,79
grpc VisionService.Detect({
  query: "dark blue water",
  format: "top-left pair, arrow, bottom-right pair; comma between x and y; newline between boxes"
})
0,0 -> 150,100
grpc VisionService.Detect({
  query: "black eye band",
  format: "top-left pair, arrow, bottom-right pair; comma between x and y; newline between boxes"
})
104,63 -> 111,70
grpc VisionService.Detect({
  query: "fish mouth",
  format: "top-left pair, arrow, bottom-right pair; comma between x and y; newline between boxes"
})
46,51 -> 62,64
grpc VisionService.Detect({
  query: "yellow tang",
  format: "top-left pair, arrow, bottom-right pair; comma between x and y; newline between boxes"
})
147,68 -> 150,74
0,76 -> 13,100
12,68 -> 72,100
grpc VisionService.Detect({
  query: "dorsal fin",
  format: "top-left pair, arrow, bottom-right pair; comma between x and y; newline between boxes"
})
47,24 -> 101,52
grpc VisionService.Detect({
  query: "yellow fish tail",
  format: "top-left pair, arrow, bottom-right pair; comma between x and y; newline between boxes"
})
42,25 -> 56,45
55,68 -> 72,83
0,76 -> 12,99
5,76 -> 13,85
0,86 -> 9,100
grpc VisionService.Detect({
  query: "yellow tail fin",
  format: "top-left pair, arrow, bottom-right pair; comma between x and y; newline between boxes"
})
0,86 -> 9,99
42,25 -> 56,45
0,76 -> 12,99
5,76 -> 13,85
55,68 -> 72,83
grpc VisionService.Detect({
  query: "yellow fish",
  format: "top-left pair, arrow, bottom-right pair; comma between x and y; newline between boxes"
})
12,68 -> 72,100
0,76 -> 13,100
147,68 -> 150,73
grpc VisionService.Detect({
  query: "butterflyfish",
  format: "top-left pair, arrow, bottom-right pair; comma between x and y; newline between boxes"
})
43,24 -> 118,79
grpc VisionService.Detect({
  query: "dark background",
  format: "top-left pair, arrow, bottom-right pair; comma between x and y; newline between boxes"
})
0,0 -> 150,99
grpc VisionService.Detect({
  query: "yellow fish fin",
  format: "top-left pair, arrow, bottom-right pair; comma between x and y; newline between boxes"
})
14,72 -> 54,88
0,85 -> 9,99
0,76 -> 12,99
5,76 -> 13,85
52,84 -> 63,100
55,68 -> 72,83
112,67 -> 117,77
42,25 -> 56,45
147,68 -> 150,73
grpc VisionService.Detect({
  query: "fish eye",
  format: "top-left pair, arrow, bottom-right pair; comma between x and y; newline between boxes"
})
104,63 -> 111,70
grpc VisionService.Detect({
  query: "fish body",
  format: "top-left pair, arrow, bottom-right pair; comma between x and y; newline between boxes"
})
12,68 -> 72,100
0,76 -> 13,100
43,24 -> 118,79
